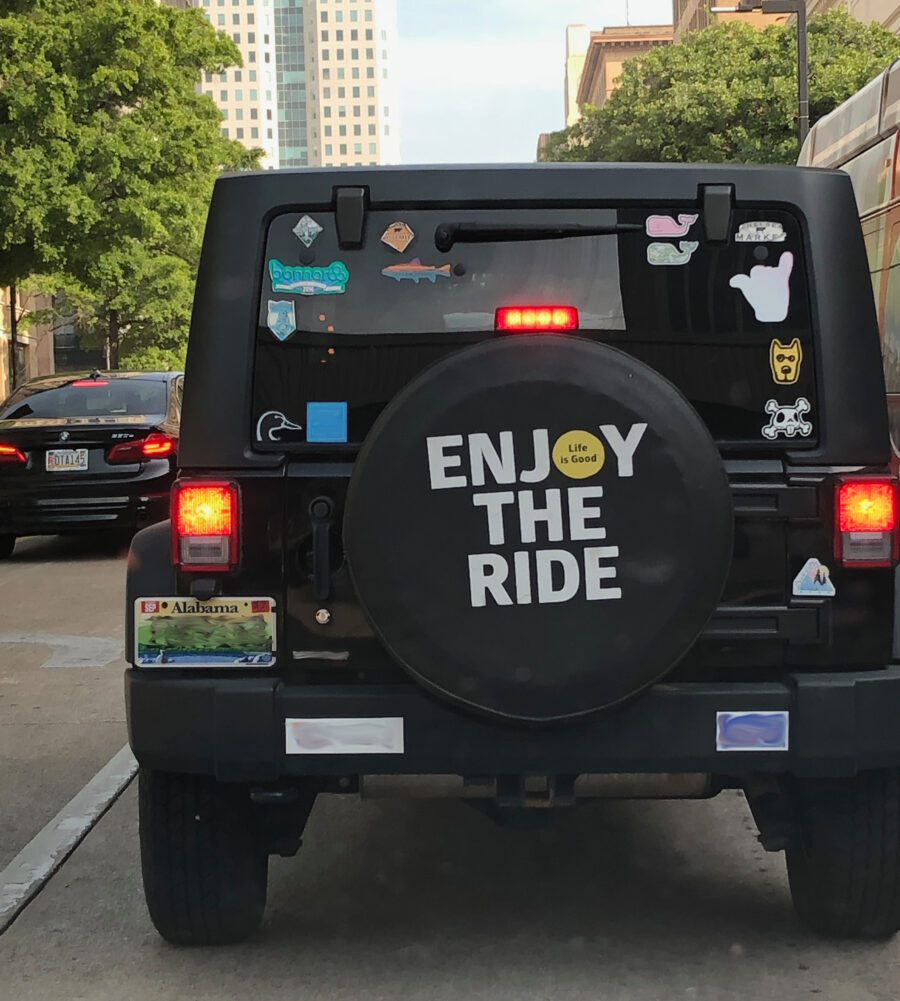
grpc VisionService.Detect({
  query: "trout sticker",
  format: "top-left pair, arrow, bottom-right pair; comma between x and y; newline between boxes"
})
382,258 -> 452,283
269,259 -> 349,296
647,241 -> 699,266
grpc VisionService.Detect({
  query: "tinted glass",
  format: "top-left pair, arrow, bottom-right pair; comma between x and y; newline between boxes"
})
1,379 -> 168,420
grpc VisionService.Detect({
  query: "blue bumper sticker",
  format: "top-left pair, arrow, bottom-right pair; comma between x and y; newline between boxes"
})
716,711 -> 789,751
306,402 -> 348,443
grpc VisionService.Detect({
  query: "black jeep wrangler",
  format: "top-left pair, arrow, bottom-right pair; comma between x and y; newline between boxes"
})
126,164 -> 900,945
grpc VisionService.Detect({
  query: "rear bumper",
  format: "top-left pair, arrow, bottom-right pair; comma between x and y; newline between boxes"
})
126,666 -> 900,782
0,475 -> 171,534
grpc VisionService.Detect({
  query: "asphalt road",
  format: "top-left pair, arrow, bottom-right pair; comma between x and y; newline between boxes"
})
2,533 -> 900,1000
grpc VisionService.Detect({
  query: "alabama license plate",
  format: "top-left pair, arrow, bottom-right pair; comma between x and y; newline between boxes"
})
134,596 -> 277,667
45,448 -> 89,472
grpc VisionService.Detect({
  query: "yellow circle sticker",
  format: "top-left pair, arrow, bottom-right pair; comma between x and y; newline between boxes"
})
552,430 -> 605,479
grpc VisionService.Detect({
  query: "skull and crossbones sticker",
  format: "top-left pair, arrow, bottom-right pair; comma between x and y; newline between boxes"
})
761,397 -> 812,440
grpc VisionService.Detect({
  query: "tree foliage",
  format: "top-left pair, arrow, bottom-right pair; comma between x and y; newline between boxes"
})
541,9 -> 900,166
0,0 -> 260,368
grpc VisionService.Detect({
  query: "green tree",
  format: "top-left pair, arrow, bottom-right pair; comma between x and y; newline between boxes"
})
0,0 -> 259,372
541,9 -> 900,165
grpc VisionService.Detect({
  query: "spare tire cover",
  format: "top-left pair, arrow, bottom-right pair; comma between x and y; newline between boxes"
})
344,335 -> 733,722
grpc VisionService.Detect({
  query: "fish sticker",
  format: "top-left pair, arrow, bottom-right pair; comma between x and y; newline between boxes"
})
735,221 -> 786,243
792,557 -> 836,598
645,213 -> 698,238
730,251 -> 793,322
269,259 -> 349,296
266,300 -> 296,341
761,397 -> 812,440
382,258 -> 452,284
381,221 -> 416,254
716,712 -> 789,751
292,214 -> 324,247
647,240 -> 699,266
255,410 -> 304,443
769,338 -> 802,384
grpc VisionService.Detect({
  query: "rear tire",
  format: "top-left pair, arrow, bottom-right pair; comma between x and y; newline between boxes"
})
787,769 -> 900,939
139,768 -> 268,945
0,534 -> 15,559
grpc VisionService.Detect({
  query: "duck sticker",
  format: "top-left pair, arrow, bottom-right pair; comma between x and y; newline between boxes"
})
792,557 -> 836,597
255,410 -> 304,443
769,338 -> 803,384
382,258 -> 452,283
730,251 -> 793,322
647,241 -> 699,266
269,259 -> 349,296
266,300 -> 296,341
761,397 -> 812,440
645,214 -> 698,238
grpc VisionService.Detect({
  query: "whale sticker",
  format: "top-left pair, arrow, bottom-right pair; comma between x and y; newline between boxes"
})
647,240 -> 699,266
266,300 -> 296,341
645,213 -> 698,238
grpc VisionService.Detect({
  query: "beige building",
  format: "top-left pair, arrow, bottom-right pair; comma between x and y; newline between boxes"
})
565,25 -> 591,126
0,289 -> 55,401
673,1 -> 788,40
803,0 -> 900,30
304,0 -> 400,167
575,24 -> 674,110
198,0 -> 280,168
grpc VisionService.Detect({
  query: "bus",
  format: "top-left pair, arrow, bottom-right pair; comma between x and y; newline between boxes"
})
798,59 -> 900,447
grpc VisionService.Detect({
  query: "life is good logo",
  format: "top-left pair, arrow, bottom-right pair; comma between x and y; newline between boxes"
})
425,424 -> 647,609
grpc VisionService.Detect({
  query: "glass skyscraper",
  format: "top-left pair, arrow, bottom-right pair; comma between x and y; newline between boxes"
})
275,0 -> 308,167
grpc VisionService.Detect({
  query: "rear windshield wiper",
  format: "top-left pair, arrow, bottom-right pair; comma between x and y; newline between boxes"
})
434,222 -> 642,252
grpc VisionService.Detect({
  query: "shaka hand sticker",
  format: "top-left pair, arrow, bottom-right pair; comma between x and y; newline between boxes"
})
730,251 -> 793,323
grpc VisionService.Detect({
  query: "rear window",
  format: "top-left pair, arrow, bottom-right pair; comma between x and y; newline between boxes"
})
0,378 -> 168,420
253,206 -> 814,450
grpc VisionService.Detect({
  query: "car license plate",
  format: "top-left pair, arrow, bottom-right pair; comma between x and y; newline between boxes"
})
45,448 -> 89,472
134,596 -> 277,667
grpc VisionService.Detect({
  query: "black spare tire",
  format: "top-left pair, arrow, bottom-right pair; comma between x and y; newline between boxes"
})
344,335 -> 733,722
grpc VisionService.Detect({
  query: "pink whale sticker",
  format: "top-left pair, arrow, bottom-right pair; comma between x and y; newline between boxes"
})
645,213 -> 699,238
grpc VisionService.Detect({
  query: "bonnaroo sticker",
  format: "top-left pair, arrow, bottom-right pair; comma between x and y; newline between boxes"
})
269,259 -> 349,296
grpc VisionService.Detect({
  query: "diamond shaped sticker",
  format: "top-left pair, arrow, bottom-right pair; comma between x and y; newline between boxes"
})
381,221 -> 416,254
292,214 -> 324,247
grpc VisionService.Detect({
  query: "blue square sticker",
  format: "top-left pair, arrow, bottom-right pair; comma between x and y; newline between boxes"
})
306,402 -> 348,443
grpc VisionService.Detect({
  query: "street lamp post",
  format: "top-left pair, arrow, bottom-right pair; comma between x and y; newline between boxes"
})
711,0 -> 809,145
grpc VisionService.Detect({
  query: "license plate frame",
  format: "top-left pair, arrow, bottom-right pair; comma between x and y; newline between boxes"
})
45,448 -> 89,472
134,596 -> 277,667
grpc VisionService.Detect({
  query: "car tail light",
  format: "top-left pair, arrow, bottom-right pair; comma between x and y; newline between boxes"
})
495,306 -> 579,332
835,479 -> 898,566
0,443 -> 26,466
172,481 -> 239,571
107,433 -> 177,464
71,379 -> 109,387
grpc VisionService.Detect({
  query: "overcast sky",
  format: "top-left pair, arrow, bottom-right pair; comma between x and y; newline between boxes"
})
395,0 -> 674,164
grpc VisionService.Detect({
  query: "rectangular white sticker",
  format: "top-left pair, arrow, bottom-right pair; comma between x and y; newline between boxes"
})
285,717 -> 404,755
716,711 -> 789,751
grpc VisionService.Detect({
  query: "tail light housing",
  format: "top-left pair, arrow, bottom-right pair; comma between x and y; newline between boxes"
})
107,432 -> 177,464
172,480 -> 239,571
835,478 -> 898,566
0,443 -> 26,466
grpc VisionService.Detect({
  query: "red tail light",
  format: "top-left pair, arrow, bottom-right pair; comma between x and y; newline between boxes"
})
71,379 -> 109,387
172,481 -> 239,571
107,433 -> 177,464
496,306 -> 579,332
835,479 -> 898,566
0,443 -> 26,466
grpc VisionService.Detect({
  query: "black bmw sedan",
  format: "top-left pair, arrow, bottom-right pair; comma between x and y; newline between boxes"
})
0,370 -> 182,557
